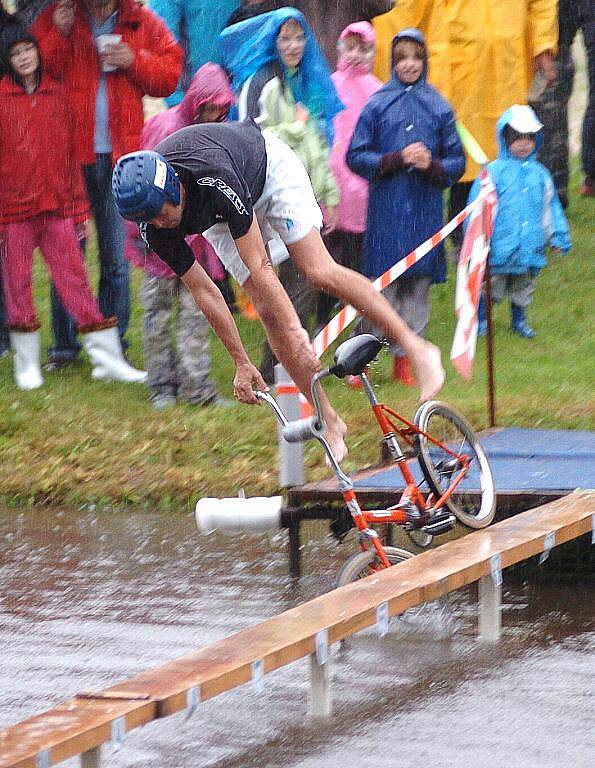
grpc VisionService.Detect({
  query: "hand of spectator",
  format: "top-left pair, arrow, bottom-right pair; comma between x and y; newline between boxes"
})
294,103 -> 310,124
233,360 -> 269,404
322,206 -> 338,235
76,220 -> 90,242
402,142 -> 426,165
402,142 -> 431,169
101,41 -> 135,71
53,0 -> 75,37
401,143 -> 419,166
412,147 -> 432,171
534,51 -> 557,86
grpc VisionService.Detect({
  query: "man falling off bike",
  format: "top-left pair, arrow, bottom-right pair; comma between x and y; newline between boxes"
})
112,121 -> 444,461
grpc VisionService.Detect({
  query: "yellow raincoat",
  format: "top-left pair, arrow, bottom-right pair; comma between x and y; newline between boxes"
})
373,0 -> 558,181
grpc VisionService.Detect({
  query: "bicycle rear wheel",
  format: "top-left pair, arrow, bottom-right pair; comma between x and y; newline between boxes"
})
414,401 -> 495,529
336,546 -> 414,587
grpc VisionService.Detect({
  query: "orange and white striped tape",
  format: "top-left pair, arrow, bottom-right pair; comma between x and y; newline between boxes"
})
312,183 -> 496,359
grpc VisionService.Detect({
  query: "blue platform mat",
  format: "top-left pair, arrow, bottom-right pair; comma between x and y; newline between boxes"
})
353,428 -> 595,493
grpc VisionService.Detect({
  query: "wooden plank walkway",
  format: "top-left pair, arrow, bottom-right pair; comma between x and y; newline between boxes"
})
1,490 -> 593,768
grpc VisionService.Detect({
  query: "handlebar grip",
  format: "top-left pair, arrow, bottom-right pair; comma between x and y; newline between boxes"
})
282,415 -> 325,444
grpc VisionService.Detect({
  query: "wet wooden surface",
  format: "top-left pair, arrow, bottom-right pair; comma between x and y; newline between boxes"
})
1,490 -> 593,768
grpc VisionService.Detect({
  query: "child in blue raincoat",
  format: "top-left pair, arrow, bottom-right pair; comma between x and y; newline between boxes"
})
347,28 -> 464,385
470,104 -> 572,339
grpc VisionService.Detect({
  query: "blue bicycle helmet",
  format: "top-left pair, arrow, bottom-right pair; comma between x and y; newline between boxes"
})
111,151 -> 181,223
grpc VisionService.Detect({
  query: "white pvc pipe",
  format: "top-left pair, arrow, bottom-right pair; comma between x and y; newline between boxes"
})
195,496 -> 283,534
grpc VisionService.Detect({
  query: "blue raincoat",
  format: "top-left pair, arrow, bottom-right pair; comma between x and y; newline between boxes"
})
218,8 -> 343,144
468,108 -> 572,276
149,0 -> 239,106
346,30 -> 464,282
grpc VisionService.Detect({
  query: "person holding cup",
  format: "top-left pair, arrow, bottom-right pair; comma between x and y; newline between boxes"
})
32,0 -> 183,371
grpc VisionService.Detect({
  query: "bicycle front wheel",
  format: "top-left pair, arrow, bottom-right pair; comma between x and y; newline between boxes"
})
336,546 -> 414,587
414,401 -> 496,529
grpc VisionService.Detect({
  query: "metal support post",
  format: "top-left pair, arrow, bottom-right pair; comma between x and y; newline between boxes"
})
288,519 -> 301,578
478,574 -> 501,643
308,652 -> 332,718
81,746 -> 103,768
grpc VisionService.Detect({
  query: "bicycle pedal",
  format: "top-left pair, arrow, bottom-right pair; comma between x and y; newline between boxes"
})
423,512 -> 456,536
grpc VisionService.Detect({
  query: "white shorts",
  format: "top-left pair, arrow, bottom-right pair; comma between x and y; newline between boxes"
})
203,130 -> 323,286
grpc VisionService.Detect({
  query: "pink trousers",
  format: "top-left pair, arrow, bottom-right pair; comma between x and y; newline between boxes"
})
1,214 -> 104,330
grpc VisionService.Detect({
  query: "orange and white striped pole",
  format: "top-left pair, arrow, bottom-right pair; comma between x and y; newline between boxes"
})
274,364 -> 307,487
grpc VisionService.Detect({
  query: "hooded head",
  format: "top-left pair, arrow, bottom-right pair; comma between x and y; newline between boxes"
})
496,104 -> 543,160
337,21 -> 376,74
391,27 -> 427,85
178,62 -> 235,125
219,8 -> 343,132
0,25 -> 40,88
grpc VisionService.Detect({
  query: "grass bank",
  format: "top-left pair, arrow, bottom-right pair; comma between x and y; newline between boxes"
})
0,167 -> 593,511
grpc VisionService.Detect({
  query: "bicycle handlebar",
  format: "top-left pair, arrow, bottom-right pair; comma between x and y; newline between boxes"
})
255,368 -> 330,437
254,368 -> 352,487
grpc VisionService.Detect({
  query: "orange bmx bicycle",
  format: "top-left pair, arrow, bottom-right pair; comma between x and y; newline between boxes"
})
254,334 -> 496,585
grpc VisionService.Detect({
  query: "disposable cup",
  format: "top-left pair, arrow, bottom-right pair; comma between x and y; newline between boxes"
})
96,33 -> 121,72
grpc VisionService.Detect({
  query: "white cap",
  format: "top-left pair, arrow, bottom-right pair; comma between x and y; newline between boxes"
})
507,104 -> 543,134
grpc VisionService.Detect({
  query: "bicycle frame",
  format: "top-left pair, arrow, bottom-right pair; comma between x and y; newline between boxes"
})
257,364 -> 468,572
357,371 -> 473,524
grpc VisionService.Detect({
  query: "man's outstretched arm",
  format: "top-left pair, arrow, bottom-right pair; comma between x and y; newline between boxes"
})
234,217 -> 316,376
233,218 -> 349,464
181,261 -> 267,403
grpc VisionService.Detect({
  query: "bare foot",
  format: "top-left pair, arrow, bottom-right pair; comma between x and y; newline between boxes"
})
409,341 -> 445,402
325,414 -> 348,466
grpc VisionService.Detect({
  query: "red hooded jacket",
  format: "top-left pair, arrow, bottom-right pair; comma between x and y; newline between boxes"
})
0,72 -> 89,229
33,0 -> 183,166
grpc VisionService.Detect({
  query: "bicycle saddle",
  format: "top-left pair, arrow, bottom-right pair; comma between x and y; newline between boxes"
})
330,334 -> 383,378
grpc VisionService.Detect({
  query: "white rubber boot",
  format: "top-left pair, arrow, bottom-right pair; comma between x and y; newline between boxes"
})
9,331 -> 44,390
82,326 -> 147,383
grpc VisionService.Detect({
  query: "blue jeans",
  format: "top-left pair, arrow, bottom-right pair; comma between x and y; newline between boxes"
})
48,154 -> 129,360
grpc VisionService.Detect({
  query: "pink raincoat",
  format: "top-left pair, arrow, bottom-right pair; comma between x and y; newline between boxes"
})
329,22 -> 382,233
125,63 -> 235,279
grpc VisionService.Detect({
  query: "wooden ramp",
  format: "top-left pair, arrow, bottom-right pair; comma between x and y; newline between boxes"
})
1,491 -> 593,768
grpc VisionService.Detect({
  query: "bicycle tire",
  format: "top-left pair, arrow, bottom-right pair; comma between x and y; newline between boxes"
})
413,401 -> 495,529
336,545 -> 414,587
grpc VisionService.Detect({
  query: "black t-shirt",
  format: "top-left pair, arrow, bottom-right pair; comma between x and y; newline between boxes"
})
143,121 -> 267,277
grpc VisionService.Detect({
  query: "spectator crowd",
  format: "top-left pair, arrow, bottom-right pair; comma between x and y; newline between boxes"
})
0,0 -> 590,405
